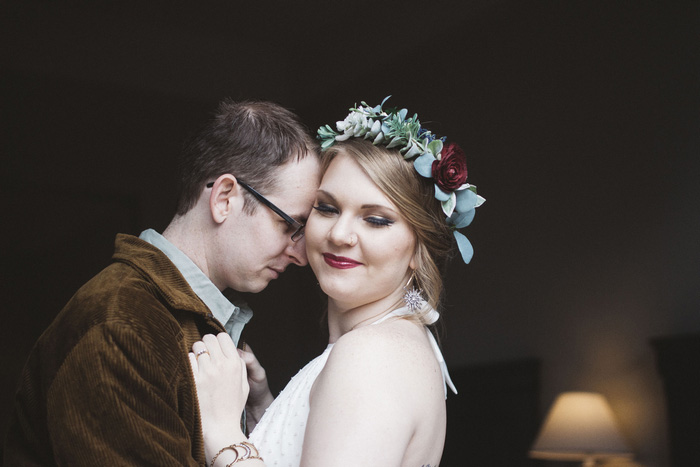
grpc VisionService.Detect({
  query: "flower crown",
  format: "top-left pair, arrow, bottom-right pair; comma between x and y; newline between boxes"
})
317,96 -> 485,264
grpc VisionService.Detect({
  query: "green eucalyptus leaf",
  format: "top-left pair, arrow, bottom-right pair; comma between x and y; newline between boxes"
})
453,231 -> 474,264
428,139 -> 444,157
441,192 -> 456,216
448,208 -> 476,228
414,153 -> 435,177
455,189 -> 478,212
403,143 -> 422,159
434,185 -> 451,202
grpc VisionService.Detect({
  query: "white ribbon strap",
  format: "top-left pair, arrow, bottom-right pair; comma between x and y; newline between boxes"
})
425,328 -> 458,398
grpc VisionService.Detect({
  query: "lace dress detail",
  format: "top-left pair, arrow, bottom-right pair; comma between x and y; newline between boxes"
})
249,306 -> 456,466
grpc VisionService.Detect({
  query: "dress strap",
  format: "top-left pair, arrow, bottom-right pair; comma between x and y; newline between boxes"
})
425,327 -> 458,398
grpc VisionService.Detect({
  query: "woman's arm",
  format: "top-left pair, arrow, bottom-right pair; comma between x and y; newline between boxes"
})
189,333 -> 265,466
300,327 -> 422,467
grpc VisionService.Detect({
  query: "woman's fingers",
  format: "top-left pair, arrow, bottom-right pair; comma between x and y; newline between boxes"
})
217,332 -> 238,358
201,334 -> 223,358
192,340 -> 210,361
199,332 -> 237,359
191,335 -> 248,398
188,352 -> 199,377
192,335 -> 246,385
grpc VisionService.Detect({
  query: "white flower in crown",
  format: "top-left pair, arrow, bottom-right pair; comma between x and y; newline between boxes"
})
335,105 -> 374,141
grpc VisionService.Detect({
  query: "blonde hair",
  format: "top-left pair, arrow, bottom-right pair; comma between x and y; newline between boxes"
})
322,139 -> 454,322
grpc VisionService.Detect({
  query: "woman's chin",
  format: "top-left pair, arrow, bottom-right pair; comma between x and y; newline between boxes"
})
318,280 -> 360,308
317,282 -> 346,303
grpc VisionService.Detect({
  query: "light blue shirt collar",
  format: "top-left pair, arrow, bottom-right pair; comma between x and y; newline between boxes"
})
139,229 -> 252,346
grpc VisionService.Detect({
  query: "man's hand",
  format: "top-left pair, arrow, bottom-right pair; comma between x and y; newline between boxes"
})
238,343 -> 274,432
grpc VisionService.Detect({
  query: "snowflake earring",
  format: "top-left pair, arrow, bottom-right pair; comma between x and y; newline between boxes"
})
403,273 -> 424,313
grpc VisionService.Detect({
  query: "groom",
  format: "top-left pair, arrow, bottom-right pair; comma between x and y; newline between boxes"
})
4,99 -> 321,465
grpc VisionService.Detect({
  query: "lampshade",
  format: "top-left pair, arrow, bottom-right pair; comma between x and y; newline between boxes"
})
530,392 -> 633,464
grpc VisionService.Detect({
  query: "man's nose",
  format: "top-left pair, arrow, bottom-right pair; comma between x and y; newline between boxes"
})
286,236 -> 308,266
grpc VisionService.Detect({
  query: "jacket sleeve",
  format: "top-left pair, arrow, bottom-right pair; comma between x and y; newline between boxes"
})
46,320 -> 203,466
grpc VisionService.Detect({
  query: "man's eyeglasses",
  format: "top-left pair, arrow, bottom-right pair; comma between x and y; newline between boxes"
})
206,180 -> 305,242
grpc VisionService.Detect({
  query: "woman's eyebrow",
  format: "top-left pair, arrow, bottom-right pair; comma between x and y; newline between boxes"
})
315,189 -> 336,201
360,204 -> 396,212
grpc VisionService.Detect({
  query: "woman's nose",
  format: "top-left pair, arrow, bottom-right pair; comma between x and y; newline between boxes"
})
327,217 -> 357,247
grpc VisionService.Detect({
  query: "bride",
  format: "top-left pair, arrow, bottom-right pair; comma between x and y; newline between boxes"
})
189,98 -> 485,466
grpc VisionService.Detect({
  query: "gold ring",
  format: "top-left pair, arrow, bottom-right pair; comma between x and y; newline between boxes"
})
195,349 -> 209,357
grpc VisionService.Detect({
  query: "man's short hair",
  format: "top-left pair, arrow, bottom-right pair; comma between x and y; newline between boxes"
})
175,99 -> 318,215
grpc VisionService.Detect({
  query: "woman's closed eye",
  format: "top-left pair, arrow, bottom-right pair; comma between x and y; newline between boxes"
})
313,203 -> 394,227
365,216 -> 394,227
312,203 -> 338,216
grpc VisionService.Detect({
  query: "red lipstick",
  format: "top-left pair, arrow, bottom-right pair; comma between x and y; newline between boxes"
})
323,253 -> 362,269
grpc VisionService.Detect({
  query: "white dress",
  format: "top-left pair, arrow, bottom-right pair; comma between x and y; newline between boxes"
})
249,306 -> 456,467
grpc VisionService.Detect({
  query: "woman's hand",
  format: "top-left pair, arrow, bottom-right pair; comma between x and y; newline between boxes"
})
189,333 -> 249,462
238,344 -> 274,431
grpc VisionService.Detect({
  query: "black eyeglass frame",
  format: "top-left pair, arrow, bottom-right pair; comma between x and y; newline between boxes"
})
206,180 -> 305,241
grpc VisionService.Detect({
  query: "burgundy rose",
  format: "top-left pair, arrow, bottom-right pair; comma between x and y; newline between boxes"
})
432,142 -> 468,192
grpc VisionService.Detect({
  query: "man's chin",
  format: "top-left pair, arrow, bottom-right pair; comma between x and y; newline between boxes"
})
248,281 -> 271,294
236,269 -> 280,294
252,271 -> 277,293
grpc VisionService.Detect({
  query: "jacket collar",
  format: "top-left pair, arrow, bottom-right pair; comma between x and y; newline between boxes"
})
112,233 -> 211,318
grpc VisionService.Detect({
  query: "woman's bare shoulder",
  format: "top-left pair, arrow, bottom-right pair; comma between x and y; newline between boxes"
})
324,319 -> 440,392
305,319 -> 446,466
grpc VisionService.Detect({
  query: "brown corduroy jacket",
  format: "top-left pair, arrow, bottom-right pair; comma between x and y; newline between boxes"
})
4,234 -> 226,466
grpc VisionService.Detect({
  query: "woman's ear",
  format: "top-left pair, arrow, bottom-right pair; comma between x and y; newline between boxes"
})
209,174 -> 243,224
409,243 -> 420,271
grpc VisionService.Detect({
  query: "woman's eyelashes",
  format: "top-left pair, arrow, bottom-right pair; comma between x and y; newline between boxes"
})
312,203 -> 338,215
312,203 -> 395,227
365,216 -> 394,227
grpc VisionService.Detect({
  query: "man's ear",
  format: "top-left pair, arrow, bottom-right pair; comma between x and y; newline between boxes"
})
209,174 -> 243,224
